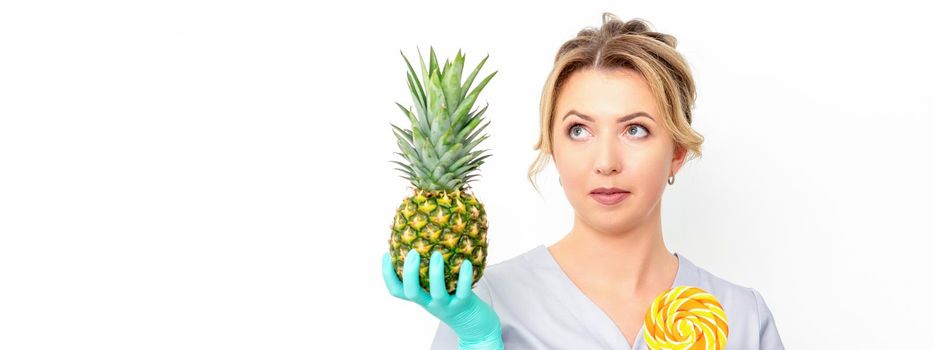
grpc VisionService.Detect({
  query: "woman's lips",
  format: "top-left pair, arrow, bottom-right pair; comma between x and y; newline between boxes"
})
589,192 -> 630,205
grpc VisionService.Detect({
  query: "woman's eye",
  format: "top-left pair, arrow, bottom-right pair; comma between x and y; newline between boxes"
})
626,124 -> 650,138
568,123 -> 591,139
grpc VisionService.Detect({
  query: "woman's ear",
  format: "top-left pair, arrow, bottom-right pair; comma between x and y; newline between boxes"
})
670,145 -> 687,175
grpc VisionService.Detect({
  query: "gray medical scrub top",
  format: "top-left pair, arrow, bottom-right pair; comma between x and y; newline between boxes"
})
431,244 -> 785,350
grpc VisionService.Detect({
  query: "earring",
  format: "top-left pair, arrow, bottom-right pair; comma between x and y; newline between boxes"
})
667,174 -> 675,185
558,177 -> 562,186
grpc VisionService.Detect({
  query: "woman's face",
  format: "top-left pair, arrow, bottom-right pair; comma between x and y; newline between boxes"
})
551,68 -> 686,235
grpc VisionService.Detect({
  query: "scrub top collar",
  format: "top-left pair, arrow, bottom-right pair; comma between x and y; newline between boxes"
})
524,244 -> 699,350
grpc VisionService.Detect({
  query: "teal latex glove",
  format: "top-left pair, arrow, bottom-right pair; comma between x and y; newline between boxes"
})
382,249 -> 504,350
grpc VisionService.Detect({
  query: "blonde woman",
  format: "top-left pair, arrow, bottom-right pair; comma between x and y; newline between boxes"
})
384,13 -> 785,350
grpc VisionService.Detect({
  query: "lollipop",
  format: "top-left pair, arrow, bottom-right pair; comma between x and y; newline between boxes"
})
643,286 -> 728,350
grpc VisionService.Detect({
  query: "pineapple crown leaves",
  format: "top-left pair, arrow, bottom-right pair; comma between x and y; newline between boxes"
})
390,46 -> 497,192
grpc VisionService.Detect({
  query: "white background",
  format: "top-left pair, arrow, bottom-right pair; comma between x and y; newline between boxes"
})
1,0 -> 931,349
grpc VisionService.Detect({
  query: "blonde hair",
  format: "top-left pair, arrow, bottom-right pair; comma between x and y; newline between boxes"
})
528,12 -> 705,194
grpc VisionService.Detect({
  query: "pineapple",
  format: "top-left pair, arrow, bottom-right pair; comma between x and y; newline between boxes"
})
388,46 -> 497,295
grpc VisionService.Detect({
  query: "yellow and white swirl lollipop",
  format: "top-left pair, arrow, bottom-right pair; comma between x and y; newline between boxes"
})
643,286 -> 728,350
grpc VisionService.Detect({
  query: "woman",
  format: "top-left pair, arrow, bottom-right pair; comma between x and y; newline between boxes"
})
383,13 -> 785,350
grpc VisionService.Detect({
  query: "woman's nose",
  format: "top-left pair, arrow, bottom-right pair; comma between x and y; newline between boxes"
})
594,136 -> 621,176
595,161 -> 620,175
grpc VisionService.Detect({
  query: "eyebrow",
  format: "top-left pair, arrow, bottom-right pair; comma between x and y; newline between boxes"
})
561,110 -> 655,123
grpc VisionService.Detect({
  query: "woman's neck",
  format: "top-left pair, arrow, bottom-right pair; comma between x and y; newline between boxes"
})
548,212 -> 677,296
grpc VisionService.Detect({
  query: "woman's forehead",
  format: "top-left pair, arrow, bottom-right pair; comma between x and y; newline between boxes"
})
556,68 -> 658,119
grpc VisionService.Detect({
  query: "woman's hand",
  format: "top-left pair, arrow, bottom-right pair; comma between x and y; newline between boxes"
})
382,249 -> 503,349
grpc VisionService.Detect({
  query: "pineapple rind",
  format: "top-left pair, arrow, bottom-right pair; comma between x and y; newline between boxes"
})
389,188 -> 488,294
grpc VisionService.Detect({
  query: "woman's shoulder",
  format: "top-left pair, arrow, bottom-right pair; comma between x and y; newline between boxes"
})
678,253 -> 781,346
479,244 -> 552,281
470,245 -> 554,299
679,253 -> 758,300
